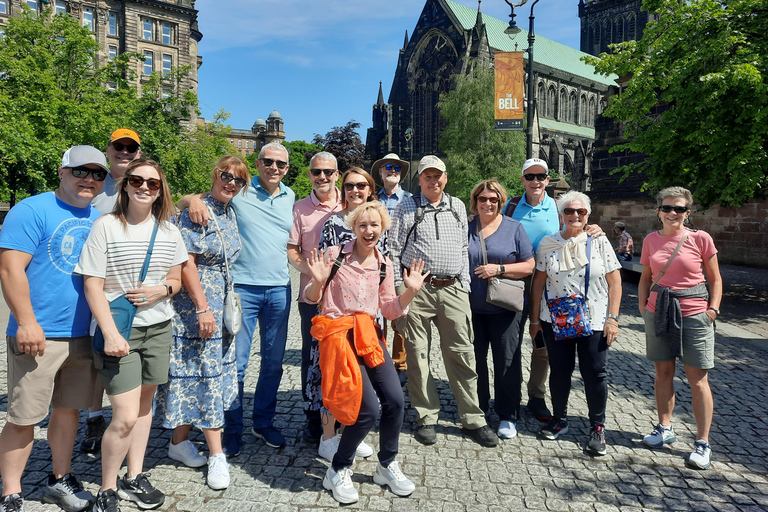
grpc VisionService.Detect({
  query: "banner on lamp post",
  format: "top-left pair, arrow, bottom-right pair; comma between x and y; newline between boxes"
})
494,51 -> 524,131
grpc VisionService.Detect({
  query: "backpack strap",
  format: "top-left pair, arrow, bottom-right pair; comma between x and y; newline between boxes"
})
321,246 -> 347,297
504,196 -> 523,217
401,195 -> 425,255
379,261 -> 387,285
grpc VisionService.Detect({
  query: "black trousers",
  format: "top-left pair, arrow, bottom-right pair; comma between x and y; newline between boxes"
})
299,302 -> 321,426
542,322 -> 608,427
332,338 -> 404,470
472,311 -> 523,422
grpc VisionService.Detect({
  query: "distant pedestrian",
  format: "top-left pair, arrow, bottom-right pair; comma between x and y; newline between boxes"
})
614,221 -> 634,261
0,145 -> 107,512
639,186 -> 722,470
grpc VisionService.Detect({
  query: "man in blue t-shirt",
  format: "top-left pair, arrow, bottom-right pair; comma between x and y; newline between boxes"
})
0,146 -> 107,512
181,142 -> 295,455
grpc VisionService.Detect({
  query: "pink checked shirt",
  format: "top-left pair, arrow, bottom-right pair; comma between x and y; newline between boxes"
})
303,241 -> 407,321
289,189 -> 342,303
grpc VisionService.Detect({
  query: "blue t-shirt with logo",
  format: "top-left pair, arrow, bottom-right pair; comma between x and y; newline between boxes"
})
0,192 -> 102,337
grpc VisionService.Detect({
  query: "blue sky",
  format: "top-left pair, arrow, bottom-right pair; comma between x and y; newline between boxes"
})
195,0 -> 583,143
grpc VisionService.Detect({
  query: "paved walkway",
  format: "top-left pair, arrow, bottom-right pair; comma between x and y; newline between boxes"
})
0,268 -> 766,511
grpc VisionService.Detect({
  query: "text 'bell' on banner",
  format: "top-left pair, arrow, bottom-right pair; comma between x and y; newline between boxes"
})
494,51 -> 524,131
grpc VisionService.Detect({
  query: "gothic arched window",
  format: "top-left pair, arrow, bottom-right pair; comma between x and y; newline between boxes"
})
602,20 -> 612,53
627,14 -> 637,41
569,91 -> 578,124
537,82 -> 545,117
615,16 -> 624,44
580,94 -> 587,125
588,97 -> 596,126
547,86 -> 556,118
559,88 -> 567,121
592,23 -> 600,54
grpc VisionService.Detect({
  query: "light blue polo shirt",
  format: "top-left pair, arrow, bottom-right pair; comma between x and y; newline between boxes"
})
230,176 -> 295,286
506,193 -> 560,252
377,186 -> 412,217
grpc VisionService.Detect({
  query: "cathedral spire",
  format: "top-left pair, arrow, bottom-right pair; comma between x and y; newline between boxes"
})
403,30 -> 409,50
475,0 -> 483,29
377,81 -> 385,106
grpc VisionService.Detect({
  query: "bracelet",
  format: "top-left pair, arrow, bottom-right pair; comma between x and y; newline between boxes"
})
606,319 -> 619,326
196,307 -> 210,314
530,321 -> 541,325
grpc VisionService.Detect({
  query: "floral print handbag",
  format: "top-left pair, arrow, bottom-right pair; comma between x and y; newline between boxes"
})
544,236 -> 593,341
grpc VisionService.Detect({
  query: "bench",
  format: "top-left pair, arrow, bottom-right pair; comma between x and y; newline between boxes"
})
620,259 -> 643,283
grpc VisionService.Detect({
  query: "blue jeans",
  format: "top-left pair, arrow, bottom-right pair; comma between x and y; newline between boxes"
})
224,284 -> 290,435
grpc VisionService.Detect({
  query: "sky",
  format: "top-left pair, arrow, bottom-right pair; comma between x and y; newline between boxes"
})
195,0 -> 584,143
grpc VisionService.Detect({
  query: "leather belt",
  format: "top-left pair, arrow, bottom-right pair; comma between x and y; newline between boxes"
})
403,266 -> 457,288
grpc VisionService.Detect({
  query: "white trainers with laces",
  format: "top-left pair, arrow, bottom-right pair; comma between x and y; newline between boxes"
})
687,439 -> 711,469
207,453 -> 230,490
318,434 -> 341,462
355,439 -> 374,458
373,460 -> 416,497
642,424 -> 676,448
323,466 -> 359,504
497,420 -> 517,439
168,439 -> 207,468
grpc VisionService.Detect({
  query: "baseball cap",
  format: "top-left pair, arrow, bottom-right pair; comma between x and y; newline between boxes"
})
417,155 -> 447,175
109,128 -> 141,145
522,158 -> 548,174
61,145 -> 109,172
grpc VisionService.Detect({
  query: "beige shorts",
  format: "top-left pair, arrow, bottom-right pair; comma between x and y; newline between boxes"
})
6,335 -> 97,426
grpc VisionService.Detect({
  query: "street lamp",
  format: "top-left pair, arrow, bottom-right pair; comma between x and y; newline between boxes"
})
504,0 -> 540,159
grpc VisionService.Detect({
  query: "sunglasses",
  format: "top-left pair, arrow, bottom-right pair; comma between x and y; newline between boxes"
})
70,166 -> 108,181
563,208 -> 588,216
112,142 -> 140,153
260,158 -> 288,170
523,173 -> 549,182
477,196 -> 499,204
310,168 -> 337,177
383,163 -> 402,173
343,182 -> 369,191
658,205 -> 689,214
220,171 -> 247,188
126,175 -> 162,190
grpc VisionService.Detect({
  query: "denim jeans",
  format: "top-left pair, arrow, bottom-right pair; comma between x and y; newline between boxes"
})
224,284 -> 290,435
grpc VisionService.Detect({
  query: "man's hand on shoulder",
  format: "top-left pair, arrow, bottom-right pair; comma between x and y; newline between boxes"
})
178,193 -> 210,226
585,224 -> 605,238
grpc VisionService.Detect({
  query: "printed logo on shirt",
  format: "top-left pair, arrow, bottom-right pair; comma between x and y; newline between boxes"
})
48,218 -> 94,274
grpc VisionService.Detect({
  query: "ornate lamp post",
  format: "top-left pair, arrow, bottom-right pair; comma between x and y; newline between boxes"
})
504,0 -> 540,159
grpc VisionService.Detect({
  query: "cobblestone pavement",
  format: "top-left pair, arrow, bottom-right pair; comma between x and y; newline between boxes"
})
0,268 -> 766,512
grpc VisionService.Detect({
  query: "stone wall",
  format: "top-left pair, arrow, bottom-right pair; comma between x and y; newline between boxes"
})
589,197 -> 768,268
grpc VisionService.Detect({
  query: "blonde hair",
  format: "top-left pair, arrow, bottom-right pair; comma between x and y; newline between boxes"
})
212,155 -> 249,196
345,201 -> 391,232
469,179 -> 509,214
113,159 -> 174,227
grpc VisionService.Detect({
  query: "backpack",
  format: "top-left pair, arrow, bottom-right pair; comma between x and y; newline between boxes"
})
401,193 -> 462,254
503,195 -> 523,217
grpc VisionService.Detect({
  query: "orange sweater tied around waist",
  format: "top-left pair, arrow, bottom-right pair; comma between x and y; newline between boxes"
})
310,313 -> 385,426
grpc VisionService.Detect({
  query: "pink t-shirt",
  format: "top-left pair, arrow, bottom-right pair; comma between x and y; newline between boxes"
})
641,229 -> 717,316
303,241 -> 406,321
289,189 -> 342,303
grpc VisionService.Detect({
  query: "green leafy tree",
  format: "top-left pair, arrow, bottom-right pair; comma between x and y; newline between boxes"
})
584,0 -> 768,208
283,140 -> 324,188
438,61 -> 526,205
312,121 -> 365,173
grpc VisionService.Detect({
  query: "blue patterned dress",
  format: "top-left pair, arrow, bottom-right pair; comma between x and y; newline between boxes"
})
155,195 -> 241,429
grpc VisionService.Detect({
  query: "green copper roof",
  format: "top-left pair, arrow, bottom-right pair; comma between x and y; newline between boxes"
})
444,0 -> 615,86
539,118 -> 596,138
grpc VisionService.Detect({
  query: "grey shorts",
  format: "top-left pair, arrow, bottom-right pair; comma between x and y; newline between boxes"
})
643,309 -> 715,369
93,320 -> 172,396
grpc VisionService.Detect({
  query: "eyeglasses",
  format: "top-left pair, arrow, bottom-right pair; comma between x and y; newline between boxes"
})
220,171 -> 247,188
523,173 -> 549,182
658,205 -> 689,214
70,166 -> 108,181
112,142 -> 140,153
126,175 -> 162,190
260,158 -> 288,170
563,208 -> 588,216
383,164 -> 402,173
343,182 -> 369,191
310,168 -> 337,177
477,196 -> 499,204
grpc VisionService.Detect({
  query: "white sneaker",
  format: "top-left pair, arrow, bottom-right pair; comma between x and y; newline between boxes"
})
497,421 -> 517,439
207,453 -> 230,490
318,434 -> 341,462
687,440 -> 711,470
373,460 -> 415,497
323,466 -> 359,504
168,439 -> 207,468
355,439 -> 374,458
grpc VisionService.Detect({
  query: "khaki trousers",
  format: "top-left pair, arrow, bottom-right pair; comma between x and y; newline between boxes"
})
400,282 -> 486,429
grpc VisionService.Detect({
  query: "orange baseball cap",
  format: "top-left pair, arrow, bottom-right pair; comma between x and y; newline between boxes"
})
109,128 -> 141,145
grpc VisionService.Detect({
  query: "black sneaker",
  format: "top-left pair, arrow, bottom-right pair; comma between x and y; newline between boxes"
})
414,424 -> 437,445
0,493 -> 23,512
81,416 -> 107,453
526,397 -> 553,422
538,418 -> 569,440
461,425 -> 499,447
117,473 -> 164,510
585,425 -> 607,456
93,489 -> 120,512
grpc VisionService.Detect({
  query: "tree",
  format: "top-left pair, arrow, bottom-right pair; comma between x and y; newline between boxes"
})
584,0 -> 768,208
312,121 -> 365,173
283,140 -> 324,188
438,61 -> 526,205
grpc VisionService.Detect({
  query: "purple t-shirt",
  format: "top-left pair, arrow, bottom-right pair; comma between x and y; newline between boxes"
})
468,216 -> 534,314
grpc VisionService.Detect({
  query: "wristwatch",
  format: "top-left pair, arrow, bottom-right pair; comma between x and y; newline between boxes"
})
165,284 -> 173,297
708,307 -> 720,315
607,314 -> 620,321
498,265 -> 506,276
